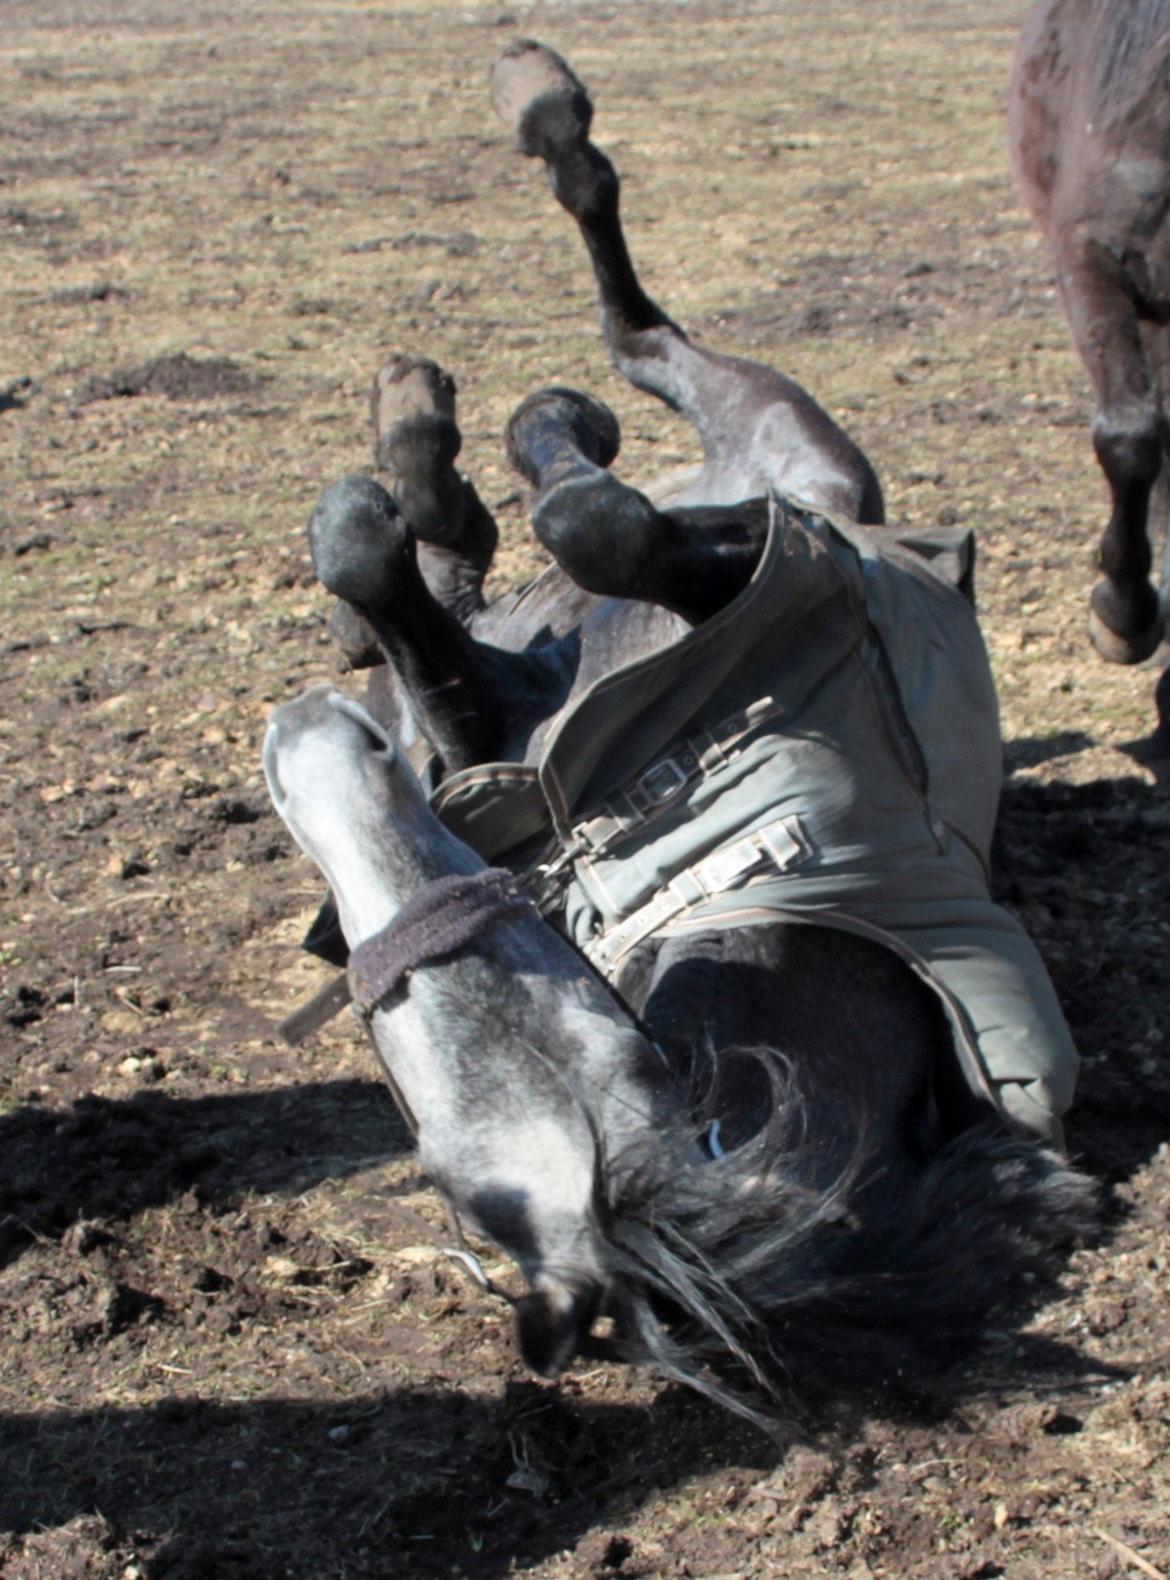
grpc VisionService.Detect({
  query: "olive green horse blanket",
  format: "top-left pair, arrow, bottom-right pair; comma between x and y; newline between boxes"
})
433,497 -> 1079,1148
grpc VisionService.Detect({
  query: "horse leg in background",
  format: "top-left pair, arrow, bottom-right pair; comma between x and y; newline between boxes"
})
1057,249 -> 1166,665
308,475 -> 572,774
491,41 -> 884,523
505,386 -> 769,623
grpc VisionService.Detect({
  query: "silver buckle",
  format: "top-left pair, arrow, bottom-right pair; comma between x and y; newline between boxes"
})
635,756 -> 688,808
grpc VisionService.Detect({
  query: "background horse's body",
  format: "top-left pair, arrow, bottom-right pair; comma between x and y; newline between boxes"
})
266,44 -> 1095,1424
1010,0 -> 1170,753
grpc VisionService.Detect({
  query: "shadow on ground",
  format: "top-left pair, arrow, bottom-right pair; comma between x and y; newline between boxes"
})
0,1079 -> 411,1269
994,767 -> 1170,1179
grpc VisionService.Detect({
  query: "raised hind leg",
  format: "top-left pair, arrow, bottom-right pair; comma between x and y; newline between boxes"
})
325,357 -> 499,672
1057,248 -> 1166,664
309,475 -> 570,774
371,356 -> 499,622
506,387 -> 768,623
491,42 -> 883,523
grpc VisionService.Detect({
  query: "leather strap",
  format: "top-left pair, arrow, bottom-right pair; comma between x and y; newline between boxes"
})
347,868 -> 534,1013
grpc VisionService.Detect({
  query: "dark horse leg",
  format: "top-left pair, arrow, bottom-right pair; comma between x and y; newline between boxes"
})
308,476 -> 571,775
506,387 -> 769,623
371,355 -> 500,623
326,356 -> 501,672
491,41 -> 884,524
1057,247 -> 1166,665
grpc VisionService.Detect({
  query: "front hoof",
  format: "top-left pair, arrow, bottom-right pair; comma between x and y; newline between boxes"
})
505,387 -> 621,485
490,40 -> 593,158
309,475 -> 412,610
1088,579 -> 1164,665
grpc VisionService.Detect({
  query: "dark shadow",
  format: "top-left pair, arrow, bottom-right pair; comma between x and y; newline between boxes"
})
0,1347 -> 1119,1580
0,1079 -> 412,1270
0,1385 -> 775,1579
994,771 -> 1170,1180
1002,731 -> 1094,774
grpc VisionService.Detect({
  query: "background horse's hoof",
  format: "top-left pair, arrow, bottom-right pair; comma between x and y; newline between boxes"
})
1087,581 -> 1164,665
490,40 -> 593,158
505,387 -> 621,485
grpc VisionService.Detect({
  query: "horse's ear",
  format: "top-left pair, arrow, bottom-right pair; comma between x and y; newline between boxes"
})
515,1278 -> 598,1377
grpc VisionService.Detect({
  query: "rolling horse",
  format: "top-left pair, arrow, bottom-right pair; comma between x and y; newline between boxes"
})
1010,0 -> 1170,763
264,44 -> 1094,1426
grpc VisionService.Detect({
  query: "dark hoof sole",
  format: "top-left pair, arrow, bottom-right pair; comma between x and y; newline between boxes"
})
491,41 -> 593,157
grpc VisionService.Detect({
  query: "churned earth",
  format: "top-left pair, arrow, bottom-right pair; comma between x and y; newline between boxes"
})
1,0 -> 1168,1575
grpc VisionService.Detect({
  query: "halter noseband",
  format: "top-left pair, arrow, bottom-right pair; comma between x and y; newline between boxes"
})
346,867 -> 535,1014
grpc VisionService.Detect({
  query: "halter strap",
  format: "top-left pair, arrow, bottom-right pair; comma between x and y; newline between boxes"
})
346,867 -> 535,1014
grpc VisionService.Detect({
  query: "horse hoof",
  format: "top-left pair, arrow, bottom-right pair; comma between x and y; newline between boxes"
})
490,40 -> 593,159
1088,581 -> 1164,665
371,356 -> 459,468
505,387 -> 621,486
309,475 -> 411,610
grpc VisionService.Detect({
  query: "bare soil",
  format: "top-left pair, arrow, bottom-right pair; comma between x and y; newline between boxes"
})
1,1 -> 1168,1576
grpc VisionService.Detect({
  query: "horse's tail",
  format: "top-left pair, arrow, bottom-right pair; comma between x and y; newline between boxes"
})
600,1071 -> 1097,1431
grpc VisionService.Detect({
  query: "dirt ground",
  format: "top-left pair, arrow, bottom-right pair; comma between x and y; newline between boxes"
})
2,0 -> 1169,1575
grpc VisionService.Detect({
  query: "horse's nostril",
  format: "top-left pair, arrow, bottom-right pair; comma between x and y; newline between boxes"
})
515,1283 -> 597,1377
332,694 -> 391,754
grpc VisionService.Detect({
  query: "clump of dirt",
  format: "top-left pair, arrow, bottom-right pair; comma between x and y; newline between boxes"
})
76,352 -> 263,404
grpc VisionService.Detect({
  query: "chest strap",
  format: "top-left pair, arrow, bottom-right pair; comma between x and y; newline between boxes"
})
584,814 -> 813,977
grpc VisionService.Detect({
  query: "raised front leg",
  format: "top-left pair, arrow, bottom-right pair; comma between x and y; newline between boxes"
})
507,387 -> 767,623
491,41 -> 883,523
1058,249 -> 1166,663
309,476 -> 569,773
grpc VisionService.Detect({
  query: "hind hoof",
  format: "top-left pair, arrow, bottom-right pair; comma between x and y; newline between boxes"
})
371,356 -> 461,471
490,40 -> 593,158
1088,580 -> 1164,665
309,475 -> 411,610
505,387 -> 621,486
371,356 -> 475,546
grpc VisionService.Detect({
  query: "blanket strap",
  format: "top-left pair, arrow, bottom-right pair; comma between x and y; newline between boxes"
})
584,814 -> 813,977
525,692 -> 786,914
